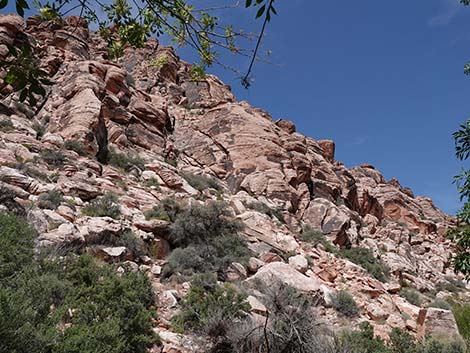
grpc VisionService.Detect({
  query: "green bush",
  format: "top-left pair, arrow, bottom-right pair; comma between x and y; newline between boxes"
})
339,322 -> 390,353
400,288 -> 422,307
162,201 -> 250,280
453,303 -> 470,342
169,201 -> 242,247
245,201 -> 285,223
0,212 -> 36,281
37,190 -> 64,210
64,139 -> 87,156
338,247 -> 390,282
181,172 -> 222,192
145,196 -> 182,222
82,193 -> 121,219
329,290 -> 359,317
428,299 -> 452,310
40,149 -> 67,167
171,274 -> 250,336
298,226 -> 338,252
0,118 -> 14,132
116,230 -> 147,258
0,214 -> 159,353
108,148 -> 145,172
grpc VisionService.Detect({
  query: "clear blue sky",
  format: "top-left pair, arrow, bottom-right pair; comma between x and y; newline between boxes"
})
3,0 -> 469,214
183,0 -> 470,215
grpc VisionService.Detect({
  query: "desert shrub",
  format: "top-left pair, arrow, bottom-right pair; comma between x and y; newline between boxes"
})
0,212 -> 36,281
435,277 -> 466,293
428,299 -> 452,310
32,122 -> 46,140
163,234 -> 251,280
143,177 -> 161,190
116,230 -> 147,258
338,247 -> 390,282
245,201 -> 285,223
453,303 -> 470,342
82,193 -> 121,219
145,196 -> 182,222
0,118 -> 14,132
339,322 -> 391,353
181,171 -> 222,192
162,201 -> 250,280
1,254 -> 159,353
64,139 -> 87,156
389,328 -> 417,353
40,149 -> 67,167
0,213 -> 159,353
219,281 -> 332,353
171,273 -> 250,336
329,290 -> 359,317
108,148 -> 145,172
298,226 -> 338,253
37,190 -> 64,210
400,288 -> 422,306
169,201 -> 242,247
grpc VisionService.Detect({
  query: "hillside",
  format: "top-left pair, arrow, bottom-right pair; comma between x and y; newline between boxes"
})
0,14 -> 469,352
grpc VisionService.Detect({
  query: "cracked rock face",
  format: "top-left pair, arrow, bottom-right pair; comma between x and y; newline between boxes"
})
0,14 -> 467,350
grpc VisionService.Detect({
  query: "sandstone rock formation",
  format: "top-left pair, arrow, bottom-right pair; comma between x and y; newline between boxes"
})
0,14 -> 468,352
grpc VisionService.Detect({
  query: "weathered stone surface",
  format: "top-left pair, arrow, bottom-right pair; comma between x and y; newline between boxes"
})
247,262 -> 321,293
417,308 -> 461,339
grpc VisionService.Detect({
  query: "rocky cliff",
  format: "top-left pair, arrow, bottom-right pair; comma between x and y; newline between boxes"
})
0,14 -> 468,352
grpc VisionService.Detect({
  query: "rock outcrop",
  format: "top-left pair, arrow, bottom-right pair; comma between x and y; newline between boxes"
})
0,13 -> 468,352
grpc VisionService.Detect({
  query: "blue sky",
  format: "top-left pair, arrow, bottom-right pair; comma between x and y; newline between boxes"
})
3,0 -> 470,214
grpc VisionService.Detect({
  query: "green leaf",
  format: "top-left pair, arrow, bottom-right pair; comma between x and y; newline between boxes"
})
255,4 -> 265,19
0,0 -> 8,9
16,2 -> 24,17
245,0 -> 252,7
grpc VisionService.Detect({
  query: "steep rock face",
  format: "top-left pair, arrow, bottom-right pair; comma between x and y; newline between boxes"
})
0,14 -> 468,350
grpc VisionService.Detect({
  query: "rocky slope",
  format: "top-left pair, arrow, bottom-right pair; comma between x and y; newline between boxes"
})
0,14 -> 468,352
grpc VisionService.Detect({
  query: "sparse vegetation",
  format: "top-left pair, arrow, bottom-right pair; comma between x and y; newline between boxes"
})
150,54 -> 168,69
161,201 -> 250,280
143,177 -> 161,190
32,122 -> 46,140
40,149 -> 67,167
338,247 -> 390,282
329,290 -> 359,317
298,225 -> 337,252
64,139 -> 87,156
181,171 -> 222,192
245,201 -> 285,223
0,118 -> 14,132
145,196 -> 182,222
400,287 -> 422,306
428,299 -> 452,310
171,273 -> 250,336
453,303 -> 470,342
37,190 -> 64,210
108,148 -> 145,172
82,193 -> 121,219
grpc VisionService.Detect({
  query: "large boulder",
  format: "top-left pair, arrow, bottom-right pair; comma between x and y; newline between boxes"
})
246,262 -> 321,294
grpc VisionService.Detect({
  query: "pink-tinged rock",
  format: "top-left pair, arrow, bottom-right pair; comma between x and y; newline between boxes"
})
78,216 -> 122,244
247,257 -> 265,273
317,140 -> 335,162
226,262 -> 247,282
97,246 -> 131,262
247,262 -> 321,293
417,308 -> 461,340
133,218 -> 170,235
247,295 -> 267,315
38,222 -> 84,247
288,255 -> 309,273
0,166 -> 35,191
366,303 -> 389,321
275,119 -> 296,134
